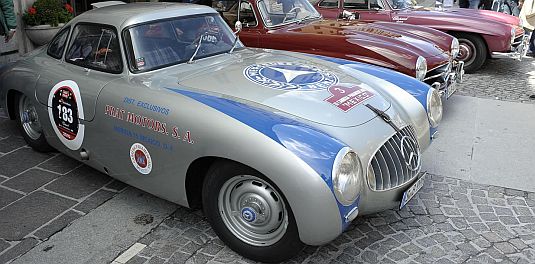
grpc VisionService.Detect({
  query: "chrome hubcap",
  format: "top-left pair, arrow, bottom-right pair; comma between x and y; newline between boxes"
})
19,96 -> 42,140
458,40 -> 476,67
218,175 -> 288,246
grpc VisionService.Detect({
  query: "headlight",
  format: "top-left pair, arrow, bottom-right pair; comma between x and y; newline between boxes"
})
426,87 -> 443,128
332,147 -> 362,206
511,27 -> 516,44
451,38 -> 460,59
415,56 -> 427,81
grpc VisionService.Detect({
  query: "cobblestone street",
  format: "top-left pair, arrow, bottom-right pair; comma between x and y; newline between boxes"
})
0,57 -> 534,264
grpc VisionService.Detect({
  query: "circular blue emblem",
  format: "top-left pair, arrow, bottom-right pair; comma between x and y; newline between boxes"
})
241,208 -> 256,223
243,62 -> 339,91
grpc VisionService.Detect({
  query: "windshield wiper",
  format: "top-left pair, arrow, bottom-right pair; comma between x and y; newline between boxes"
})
229,34 -> 239,54
188,33 -> 204,64
297,14 -> 313,24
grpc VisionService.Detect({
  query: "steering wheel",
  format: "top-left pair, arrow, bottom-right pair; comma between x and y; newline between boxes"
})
282,6 -> 302,23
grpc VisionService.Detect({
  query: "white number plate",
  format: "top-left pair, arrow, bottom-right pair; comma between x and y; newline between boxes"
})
446,82 -> 457,99
400,173 -> 426,209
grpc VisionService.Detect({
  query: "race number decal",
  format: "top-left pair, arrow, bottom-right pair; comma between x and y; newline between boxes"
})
47,80 -> 85,150
130,143 -> 152,175
324,83 -> 375,112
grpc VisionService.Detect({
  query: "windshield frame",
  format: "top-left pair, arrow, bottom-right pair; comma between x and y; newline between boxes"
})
122,13 -> 244,74
255,0 -> 322,29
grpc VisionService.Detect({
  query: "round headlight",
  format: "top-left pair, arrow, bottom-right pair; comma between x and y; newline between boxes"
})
426,87 -> 443,128
332,147 -> 362,206
415,56 -> 427,81
451,38 -> 460,59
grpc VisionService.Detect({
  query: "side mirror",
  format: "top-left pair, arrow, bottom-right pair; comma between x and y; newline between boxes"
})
235,21 -> 243,34
338,10 -> 359,20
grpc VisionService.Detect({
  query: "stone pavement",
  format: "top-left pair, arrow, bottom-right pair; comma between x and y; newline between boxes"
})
0,56 -> 534,264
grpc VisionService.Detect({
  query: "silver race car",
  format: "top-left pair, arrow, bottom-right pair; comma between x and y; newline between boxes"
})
0,3 -> 440,262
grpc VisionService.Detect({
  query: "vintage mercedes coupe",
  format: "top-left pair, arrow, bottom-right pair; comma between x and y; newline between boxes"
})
0,3 -> 440,262
312,0 -> 528,72
207,0 -> 463,98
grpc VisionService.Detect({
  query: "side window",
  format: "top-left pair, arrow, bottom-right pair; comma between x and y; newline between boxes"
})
318,0 -> 339,8
65,24 -> 122,73
47,27 -> 70,59
239,1 -> 258,27
344,0 -> 369,9
369,0 -> 384,8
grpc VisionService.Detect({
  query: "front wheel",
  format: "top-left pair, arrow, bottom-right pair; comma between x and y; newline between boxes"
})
202,161 -> 304,262
452,32 -> 487,73
14,93 -> 54,152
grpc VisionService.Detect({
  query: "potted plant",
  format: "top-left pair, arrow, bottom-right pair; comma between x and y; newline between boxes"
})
23,0 -> 74,46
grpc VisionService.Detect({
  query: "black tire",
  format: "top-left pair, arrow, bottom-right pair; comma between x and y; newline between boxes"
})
202,161 -> 305,262
452,32 -> 487,73
13,93 -> 54,152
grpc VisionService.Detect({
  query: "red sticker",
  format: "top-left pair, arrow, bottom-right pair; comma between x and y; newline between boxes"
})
324,84 -> 375,112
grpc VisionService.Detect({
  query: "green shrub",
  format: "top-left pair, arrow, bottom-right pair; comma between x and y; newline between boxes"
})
23,0 -> 74,27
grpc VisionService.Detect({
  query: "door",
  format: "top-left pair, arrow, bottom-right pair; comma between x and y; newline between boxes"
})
35,23 -> 123,153
315,0 -> 343,19
347,0 -> 393,21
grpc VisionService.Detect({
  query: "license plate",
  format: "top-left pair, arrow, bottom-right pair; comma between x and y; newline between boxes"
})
445,81 -> 457,99
400,173 -> 426,209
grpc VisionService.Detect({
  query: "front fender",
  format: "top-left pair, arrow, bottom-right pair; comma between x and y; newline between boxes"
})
167,88 -> 353,245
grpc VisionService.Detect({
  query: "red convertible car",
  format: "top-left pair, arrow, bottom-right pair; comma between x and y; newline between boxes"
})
209,0 -> 462,97
312,0 -> 527,72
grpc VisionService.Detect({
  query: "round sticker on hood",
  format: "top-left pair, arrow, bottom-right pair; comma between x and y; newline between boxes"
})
243,62 -> 338,91
47,80 -> 85,150
130,143 -> 152,175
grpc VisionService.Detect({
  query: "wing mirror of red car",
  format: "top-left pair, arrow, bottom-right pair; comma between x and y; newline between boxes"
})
338,10 -> 359,20
235,21 -> 243,34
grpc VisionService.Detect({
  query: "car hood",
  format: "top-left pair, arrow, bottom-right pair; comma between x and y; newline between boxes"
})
286,20 -> 446,57
158,49 -> 392,127
396,8 -> 517,36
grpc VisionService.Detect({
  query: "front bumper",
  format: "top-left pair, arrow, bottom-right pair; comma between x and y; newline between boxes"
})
427,60 -> 464,100
491,34 -> 529,60
359,171 -> 427,214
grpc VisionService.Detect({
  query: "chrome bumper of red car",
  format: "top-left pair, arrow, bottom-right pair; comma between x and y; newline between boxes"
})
491,34 -> 530,61
432,60 -> 464,100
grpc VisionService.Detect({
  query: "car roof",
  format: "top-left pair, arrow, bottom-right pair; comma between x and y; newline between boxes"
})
70,2 -> 218,29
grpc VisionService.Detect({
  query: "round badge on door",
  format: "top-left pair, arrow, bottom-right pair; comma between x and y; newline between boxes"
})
47,80 -> 85,150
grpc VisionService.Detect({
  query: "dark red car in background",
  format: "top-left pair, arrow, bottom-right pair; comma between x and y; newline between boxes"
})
312,0 -> 527,72
209,0 -> 463,97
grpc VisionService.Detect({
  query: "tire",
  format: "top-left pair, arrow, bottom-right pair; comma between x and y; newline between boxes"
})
202,161 -> 304,262
452,32 -> 487,73
14,93 -> 54,152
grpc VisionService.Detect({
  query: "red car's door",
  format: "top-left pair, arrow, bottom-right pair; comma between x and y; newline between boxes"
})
314,0 -> 343,19
219,0 -> 261,46
343,0 -> 393,21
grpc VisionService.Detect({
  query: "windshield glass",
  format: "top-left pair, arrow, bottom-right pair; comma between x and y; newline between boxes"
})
126,14 -> 242,72
386,0 -> 434,9
257,0 -> 321,27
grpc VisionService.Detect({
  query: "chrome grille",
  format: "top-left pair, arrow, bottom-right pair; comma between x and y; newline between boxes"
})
367,126 -> 421,191
423,62 -> 451,86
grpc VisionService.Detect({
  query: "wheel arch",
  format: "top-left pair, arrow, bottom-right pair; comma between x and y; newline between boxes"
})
6,89 -> 21,120
447,30 -> 492,57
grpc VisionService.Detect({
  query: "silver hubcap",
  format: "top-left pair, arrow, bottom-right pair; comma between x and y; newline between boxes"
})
458,40 -> 476,67
19,95 -> 42,140
218,175 -> 288,246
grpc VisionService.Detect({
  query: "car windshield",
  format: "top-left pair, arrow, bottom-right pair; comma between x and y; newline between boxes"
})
257,0 -> 321,27
386,0 -> 435,9
126,14 -> 242,72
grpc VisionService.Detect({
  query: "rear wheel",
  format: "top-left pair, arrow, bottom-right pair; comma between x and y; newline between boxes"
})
14,93 -> 53,152
202,161 -> 304,262
453,32 -> 487,73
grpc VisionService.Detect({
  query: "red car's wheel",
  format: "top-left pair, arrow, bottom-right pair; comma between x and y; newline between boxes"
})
453,32 -> 487,73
